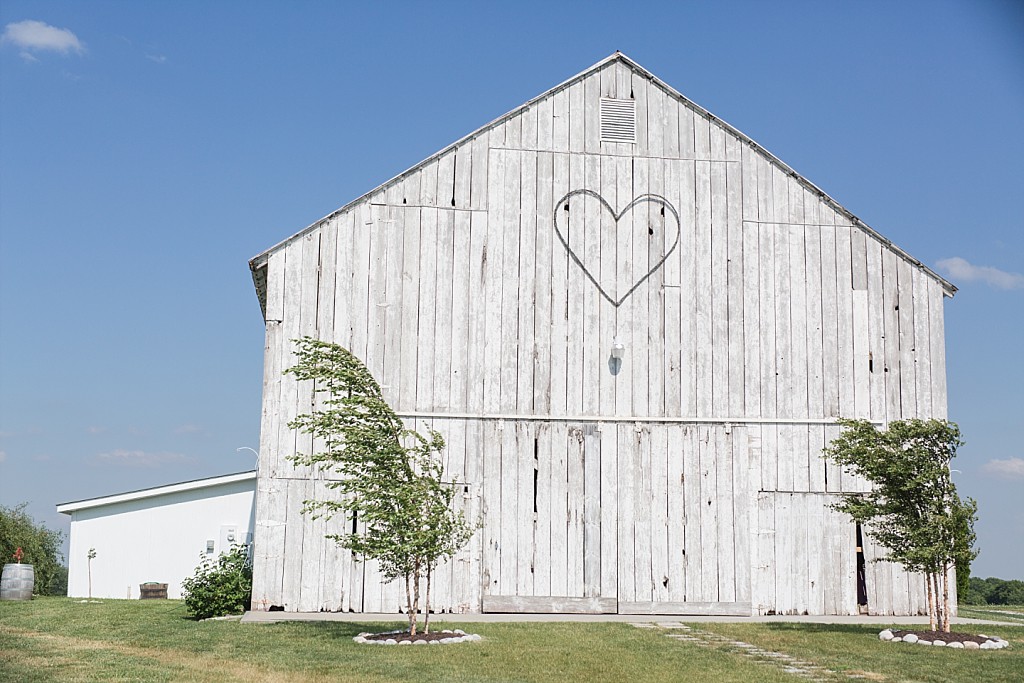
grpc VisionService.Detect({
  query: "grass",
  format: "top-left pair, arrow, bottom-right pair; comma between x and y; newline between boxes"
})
958,604 -> 1024,624
0,598 -> 1020,682
0,598 -> 791,683
692,620 -> 1024,683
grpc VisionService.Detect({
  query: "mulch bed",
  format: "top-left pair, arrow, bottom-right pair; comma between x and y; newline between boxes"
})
364,630 -> 454,643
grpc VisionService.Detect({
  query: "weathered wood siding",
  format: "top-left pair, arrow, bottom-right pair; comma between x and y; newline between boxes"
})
251,56 -> 950,615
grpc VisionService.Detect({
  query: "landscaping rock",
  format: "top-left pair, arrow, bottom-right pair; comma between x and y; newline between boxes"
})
947,641 -> 964,649
879,629 -> 894,641
413,640 -> 428,645
903,634 -> 919,644
964,641 -> 980,650
917,639 -> 932,645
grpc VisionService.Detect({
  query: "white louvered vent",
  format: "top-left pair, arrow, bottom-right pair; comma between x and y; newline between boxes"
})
600,97 -> 636,143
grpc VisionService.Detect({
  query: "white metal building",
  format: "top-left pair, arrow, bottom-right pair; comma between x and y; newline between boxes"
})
248,53 -> 954,616
57,471 -> 256,599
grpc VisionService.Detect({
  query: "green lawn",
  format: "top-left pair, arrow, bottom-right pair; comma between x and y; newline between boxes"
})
958,604 -> 1024,624
0,598 -> 1020,682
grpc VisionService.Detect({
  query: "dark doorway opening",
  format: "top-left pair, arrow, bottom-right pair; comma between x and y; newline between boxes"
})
855,522 -> 868,612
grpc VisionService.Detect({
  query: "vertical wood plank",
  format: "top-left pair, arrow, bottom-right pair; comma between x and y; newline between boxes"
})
599,422 -> 618,599
433,209 -> 455,410
929,284 -> 948,419
866,237 -> 886,423
534,152 -> 554,414
717,427 -> 736,602
449,210 -> 471,410
518,152 -> 539,413
483,152 -> 505,414
666,425 -> 686,601
699,426 -> 719,600
754,491 -> 775,614
913,268 -> 933,417
694,159 -> 712,417
567,425 -> 586,596
500,152 -> 522,413
550,152 -> 570,416
726,138 -> 745,418
897,259 -> 917,418
710,157 -> 729,418
415,208 -> 437,411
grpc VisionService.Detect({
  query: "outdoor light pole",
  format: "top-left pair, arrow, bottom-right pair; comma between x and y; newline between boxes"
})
237,447 -> 259,474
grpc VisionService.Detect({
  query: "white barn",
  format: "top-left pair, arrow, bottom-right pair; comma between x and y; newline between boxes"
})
248,53 -> 955,616
58,471 -> 256,600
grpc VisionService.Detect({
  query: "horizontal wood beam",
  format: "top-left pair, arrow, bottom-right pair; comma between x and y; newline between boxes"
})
397,412 -> 880,426
618,601 -> 752,616
482,596 -> 618,614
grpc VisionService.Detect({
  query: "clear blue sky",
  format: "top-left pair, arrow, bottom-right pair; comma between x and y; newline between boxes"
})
1,1 -> 1021,580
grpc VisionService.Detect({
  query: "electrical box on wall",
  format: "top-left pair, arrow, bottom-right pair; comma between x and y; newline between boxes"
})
219,525 -> 238,552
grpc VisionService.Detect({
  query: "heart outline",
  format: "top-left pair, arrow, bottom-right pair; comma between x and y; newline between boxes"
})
552,189 -> 681,307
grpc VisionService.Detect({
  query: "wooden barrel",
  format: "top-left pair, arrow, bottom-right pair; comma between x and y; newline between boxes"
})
139,582 -> 168,599
0,563 -> 34,600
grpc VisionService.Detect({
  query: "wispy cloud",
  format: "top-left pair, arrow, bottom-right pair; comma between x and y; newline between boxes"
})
145,53 -> 167,64
935,257 -> 1024,290
86,426 -> 107,435
174,424 -> 203,435
0,450 -> 6,463
982,457 -> 1024,480
94,449 -> 193,468
1,20 -> 84,61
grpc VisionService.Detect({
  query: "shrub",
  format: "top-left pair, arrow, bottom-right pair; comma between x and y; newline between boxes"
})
181,545 -> 252,619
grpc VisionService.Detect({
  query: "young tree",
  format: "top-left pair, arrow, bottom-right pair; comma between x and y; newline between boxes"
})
823,418 -> 977,632
286,337 -> 474,635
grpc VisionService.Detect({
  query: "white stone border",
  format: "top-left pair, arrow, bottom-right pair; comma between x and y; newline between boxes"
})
353,628 -> 482,645
878,629 -> 1009,650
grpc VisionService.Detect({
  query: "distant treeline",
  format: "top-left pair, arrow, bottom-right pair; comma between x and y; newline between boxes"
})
962,577 -> 1024,606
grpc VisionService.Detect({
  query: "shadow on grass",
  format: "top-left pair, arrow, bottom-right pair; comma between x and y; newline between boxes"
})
759,622 -> 882,636
269,620 -> 409,640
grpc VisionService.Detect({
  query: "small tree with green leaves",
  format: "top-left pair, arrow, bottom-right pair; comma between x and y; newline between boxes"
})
823,418 -> 978,632
286,337 -> 474,635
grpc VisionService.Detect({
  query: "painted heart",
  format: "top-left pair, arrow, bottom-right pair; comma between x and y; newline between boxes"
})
552,189 -> 681,307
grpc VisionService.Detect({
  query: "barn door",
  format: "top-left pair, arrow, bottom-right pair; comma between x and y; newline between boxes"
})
481,422 -> 616,613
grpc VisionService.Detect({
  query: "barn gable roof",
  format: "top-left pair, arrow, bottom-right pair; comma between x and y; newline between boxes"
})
249,52 -> 955,314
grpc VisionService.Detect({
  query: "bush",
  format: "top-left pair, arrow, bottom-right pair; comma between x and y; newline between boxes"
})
181,545 -> 252,619
0,503 -> 64,595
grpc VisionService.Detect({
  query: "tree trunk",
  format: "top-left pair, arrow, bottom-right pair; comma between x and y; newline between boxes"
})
410,560 -> 421,636
405,573 -> 415,634
926,571 -> 936,632
424,565 -> 433,634
942,563 -> 952,633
